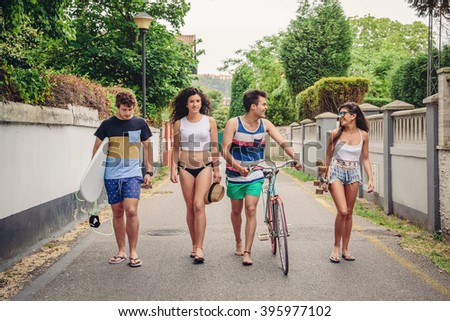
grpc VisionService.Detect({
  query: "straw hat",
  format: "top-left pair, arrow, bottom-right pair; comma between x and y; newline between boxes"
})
204,183 -> 225,205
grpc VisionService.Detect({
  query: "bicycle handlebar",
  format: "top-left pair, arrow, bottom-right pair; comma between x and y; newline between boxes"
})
247,159 -> 297,173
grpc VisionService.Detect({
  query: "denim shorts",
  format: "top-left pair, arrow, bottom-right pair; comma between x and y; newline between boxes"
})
329,165 -> 362,186
104,176 -> 143,204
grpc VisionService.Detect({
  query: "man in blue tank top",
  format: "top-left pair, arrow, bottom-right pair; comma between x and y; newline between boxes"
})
222,89 -> 302,266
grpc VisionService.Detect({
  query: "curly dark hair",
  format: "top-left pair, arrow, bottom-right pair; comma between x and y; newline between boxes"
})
170,87 -> 211,123
115,91 -> 136,108
332,102 -> 369,145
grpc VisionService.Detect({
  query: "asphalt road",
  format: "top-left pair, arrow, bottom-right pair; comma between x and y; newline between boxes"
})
13,163 -> 450,301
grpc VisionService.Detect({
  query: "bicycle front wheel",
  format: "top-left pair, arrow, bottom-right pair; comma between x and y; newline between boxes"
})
274,198 -> 289,275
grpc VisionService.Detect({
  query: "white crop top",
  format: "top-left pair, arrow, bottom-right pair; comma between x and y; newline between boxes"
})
180,115 -> 211,151
333,129 -> 363,162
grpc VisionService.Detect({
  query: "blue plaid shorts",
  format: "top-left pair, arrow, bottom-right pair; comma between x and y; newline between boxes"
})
329,165 -> 362,186
104,176 -> 143,204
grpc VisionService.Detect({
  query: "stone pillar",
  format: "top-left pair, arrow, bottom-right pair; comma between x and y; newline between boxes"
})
380,100 -> 414,214
437,68 -> 450,236
359,103 -> 381,197
289,122 -> 301,168
315,112 -> 338,165
424,94 -> 440,232
360,103 -> 381,117
289,122 -> 300,142
300,118 -> 313,172
437,68 -> 450,148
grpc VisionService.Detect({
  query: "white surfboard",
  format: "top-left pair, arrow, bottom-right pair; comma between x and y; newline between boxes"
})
79,138 -> 109,203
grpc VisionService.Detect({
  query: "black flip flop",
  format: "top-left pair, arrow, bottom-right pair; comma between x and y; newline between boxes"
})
193,256 -> 205,264
128,257 -> 142,267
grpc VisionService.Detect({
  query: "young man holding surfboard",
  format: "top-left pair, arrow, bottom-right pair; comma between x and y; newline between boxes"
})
92,92 -> 153,268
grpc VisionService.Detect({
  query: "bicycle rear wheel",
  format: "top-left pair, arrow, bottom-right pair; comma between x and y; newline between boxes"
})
267,196 -> 276,255
274,197 -> 289,275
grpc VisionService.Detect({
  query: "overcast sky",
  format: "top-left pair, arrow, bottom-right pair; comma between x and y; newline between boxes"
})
180,0 -> 427,74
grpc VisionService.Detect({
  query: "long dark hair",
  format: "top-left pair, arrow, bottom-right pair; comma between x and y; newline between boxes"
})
331,102 -> 369,145
170,87 -> 211,123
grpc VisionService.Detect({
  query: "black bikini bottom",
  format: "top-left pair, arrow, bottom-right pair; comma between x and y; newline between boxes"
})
178,161 -> 212,178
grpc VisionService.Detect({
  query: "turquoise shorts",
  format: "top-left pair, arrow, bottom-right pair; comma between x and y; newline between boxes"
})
226,180 -> 264,200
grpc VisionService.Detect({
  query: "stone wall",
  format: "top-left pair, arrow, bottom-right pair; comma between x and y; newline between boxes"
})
0,102 -> 161,270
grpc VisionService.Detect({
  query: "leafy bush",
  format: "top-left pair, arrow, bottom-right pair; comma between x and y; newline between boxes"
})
391,53 -> 428,107
212,105 -> 230,131
267,79 -> 296,125
363,97 -> 392,107
0,64 -> 50,105
1,66 -> 140,120
299,77 -> 370,120
44,74 -> 110,119
297,86 -> 318,120
391,45 -> 450,107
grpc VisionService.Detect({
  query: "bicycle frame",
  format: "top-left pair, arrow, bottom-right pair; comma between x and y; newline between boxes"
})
253,160 -> 295,275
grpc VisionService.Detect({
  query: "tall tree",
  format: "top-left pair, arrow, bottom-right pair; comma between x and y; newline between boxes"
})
47,0 -> 196,121
1,0 -> 198,123
1,0 -> 72,38
391,45 -> 450,106
349,16 -> 428,98
228,64 -> 255,119
280,0 -> 352,95
407,0 -> 449,17
223,34 -> 297,125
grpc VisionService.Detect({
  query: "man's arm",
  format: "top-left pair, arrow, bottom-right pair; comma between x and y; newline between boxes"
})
142,138 -> 153,186
264,119 -> 302,169
91,137 -> 103,159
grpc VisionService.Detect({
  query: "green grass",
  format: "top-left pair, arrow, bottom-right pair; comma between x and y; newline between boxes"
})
354,200 -> 450,273
153,166 -> 169,184
283,168 -> 315,182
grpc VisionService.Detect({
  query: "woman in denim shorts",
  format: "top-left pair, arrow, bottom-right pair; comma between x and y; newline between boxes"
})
322,102 -> 374,263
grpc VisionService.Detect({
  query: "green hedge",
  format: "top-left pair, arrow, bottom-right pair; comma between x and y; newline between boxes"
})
1,64 -> 136,120
363,96 -> 392,107
297,77 -> 370,120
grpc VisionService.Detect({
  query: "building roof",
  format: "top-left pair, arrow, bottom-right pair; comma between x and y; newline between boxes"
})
176,34 -> 196,51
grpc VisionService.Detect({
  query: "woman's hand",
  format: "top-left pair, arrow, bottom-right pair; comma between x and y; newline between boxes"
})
213,168 -> 221,183
170,169 -> 178,183
367,179 -> 374,193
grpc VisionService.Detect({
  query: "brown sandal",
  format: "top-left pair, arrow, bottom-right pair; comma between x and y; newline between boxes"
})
194,247 -> 204,264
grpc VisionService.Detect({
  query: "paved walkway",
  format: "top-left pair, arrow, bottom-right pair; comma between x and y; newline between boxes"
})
12,163 -> 450,301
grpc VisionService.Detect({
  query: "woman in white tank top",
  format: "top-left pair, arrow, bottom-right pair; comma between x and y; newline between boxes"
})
323,102 -> 374,263
169,87 -> 221,264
